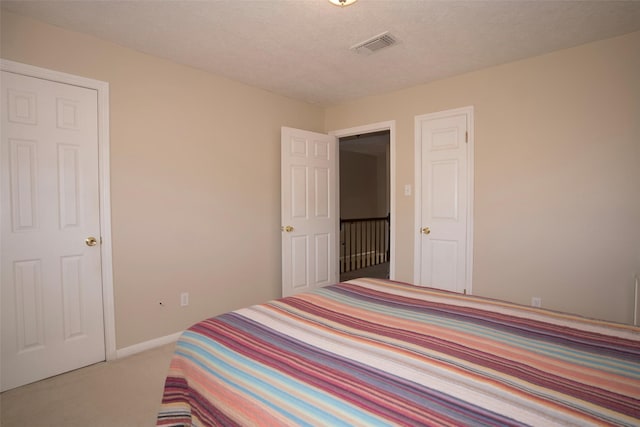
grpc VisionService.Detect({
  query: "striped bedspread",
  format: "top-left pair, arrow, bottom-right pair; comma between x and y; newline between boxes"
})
157,278 -> 640,426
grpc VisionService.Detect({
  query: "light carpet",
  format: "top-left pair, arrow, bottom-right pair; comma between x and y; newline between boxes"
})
0,343 -> 175,427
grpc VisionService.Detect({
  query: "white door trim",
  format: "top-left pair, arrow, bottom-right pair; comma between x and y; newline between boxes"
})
414,107 -> 474,293
329,120 -> 397,280
1,59 -> 116,360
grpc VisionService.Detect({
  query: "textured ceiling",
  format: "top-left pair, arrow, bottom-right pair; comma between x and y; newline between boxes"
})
3,1 -> 640,106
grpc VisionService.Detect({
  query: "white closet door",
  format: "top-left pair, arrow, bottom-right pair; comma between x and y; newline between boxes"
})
415,107 -> 473,294
1,71 -> 105,391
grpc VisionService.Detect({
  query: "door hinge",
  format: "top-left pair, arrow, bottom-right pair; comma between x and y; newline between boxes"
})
465,131 -> 468,143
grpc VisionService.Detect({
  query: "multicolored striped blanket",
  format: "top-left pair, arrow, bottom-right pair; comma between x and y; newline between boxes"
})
157,278 -> 640,426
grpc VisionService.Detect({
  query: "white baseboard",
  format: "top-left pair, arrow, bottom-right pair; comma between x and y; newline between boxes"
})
115,331 -> 182,359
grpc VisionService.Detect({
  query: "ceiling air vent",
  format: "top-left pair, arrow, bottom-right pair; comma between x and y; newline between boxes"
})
351,31 -> 397,55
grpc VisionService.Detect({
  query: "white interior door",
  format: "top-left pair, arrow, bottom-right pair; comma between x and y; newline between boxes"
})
414,107 -> 474,294
1,71 -> 105,391
281,127 -> 338,297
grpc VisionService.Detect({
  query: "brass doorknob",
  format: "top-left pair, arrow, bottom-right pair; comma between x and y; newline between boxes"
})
281,225 -> 294,233
421,227 -> 431,235
85,236 -> 98,246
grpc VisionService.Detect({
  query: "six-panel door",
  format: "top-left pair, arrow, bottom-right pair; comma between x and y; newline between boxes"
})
281,127 -> 338,297
1,71 -> 105,391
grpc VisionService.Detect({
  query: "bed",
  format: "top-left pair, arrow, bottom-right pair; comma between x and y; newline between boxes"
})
157,278 -> 640,426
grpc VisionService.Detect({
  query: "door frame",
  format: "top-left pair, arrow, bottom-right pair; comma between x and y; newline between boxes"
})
0,59 -> 116,360
330,120 -> 396,279
414,106 -> 474,293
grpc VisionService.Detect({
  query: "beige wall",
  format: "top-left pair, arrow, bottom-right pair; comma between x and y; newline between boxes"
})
340,151 -> 382,219
1,11 -> 324,348
2,9 -> 639,352
326,31 -> 640,324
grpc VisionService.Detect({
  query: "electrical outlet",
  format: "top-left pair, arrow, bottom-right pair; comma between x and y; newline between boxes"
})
531,297 -> 542,308
180,292 -> 189,307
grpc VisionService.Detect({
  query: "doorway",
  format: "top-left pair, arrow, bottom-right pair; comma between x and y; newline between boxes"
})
336,126 -> 393,282
280,121 -> 395,296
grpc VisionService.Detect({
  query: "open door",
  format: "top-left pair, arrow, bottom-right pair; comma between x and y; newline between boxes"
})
281,127 -> 338,297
